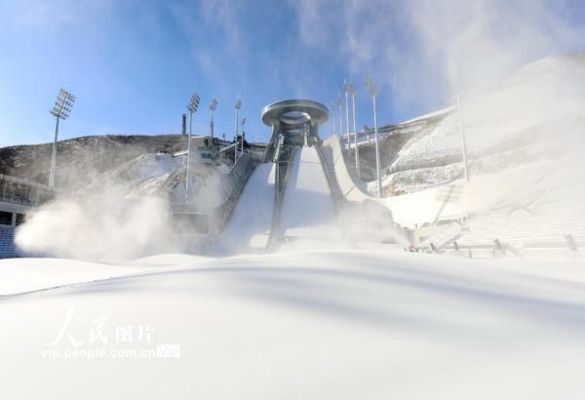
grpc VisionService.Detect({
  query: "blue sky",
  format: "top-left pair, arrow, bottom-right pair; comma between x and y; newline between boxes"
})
0,0 -> 583,147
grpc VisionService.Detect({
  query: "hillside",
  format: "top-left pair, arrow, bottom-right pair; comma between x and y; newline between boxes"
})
352,53 -> 585,196
0,134 -> 187,191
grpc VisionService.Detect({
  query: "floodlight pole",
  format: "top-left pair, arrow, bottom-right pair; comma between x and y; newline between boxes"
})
185,109 -> 193,202
367,75 -> 382,198
48,88 -> 75,190
48,116 -> 60,189
209,98 -> 217,139
343,79 -> 351,154
337,93 -> 343,148
185,91 -> 200,203
234,98 -> 242,163
351,88 -> 360,179
241,117 -> 246,155
457,94 -> 470,182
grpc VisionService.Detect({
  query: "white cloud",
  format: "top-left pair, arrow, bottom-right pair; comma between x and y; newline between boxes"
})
289,0 -> 585,111
9,0 -> 116,32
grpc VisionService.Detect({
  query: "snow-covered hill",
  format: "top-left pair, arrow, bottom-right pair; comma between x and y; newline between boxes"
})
368,53 -> 585,196
0,134 -> 186,191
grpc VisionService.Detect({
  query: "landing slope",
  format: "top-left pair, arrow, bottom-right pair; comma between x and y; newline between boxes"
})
278,146 -> 344,249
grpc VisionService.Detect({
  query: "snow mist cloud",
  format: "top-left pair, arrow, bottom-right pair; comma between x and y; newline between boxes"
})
291,0 -> 584,111
15,183 -> 179,262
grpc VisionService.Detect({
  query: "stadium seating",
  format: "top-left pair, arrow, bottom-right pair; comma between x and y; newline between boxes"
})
0,227 -> 18,259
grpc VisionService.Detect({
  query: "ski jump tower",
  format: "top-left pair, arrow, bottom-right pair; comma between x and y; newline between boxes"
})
262,99 -> 328,153
261,100 -> 329,250
262,99 -> 328,198
261,99 -> 328,194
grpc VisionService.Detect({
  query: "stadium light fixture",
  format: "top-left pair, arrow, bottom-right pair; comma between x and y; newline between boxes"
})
48,88 -> 75,189
185,91 -> 200,203
366,74 -> 382,198
209,98 -> 218,139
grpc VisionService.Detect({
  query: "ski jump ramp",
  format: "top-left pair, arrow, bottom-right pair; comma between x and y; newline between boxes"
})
216,146 -> 347,254
215,99 -> 403,254
276,146 -> 346,250
321,134 -> 371,202
215,99 -> 356,253
214,162 -> 276,254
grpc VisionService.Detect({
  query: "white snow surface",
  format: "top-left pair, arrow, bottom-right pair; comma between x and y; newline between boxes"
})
0,258 -> 153,295
279,147 -> 346,249
2,251 -> 585,399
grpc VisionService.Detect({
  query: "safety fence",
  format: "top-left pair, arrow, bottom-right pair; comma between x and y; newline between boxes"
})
212,154 -> 256,235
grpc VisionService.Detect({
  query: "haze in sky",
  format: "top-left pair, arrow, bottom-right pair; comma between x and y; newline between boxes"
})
0,0 -> 583,147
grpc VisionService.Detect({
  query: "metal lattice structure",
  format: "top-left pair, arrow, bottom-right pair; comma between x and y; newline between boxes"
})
50,89 -> 75,120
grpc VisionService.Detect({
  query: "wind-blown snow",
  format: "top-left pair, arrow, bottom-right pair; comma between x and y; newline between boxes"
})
373,54 -> 585,200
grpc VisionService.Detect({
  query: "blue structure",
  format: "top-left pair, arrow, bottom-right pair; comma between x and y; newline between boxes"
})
0,174 -> 54,258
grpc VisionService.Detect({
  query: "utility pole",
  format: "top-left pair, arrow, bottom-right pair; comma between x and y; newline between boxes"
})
457,94 -> 470,182
366,75 -> 382,198
185,91 -> 200,203
48,88 -> 75,189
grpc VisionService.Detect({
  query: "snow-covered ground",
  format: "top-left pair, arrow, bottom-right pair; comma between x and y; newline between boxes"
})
1,251 -> 585,399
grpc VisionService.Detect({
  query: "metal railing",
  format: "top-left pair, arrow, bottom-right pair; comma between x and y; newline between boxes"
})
212,153 -> 256,235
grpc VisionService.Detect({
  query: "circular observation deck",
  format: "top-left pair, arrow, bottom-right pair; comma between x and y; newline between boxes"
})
261,99 -> 328,127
